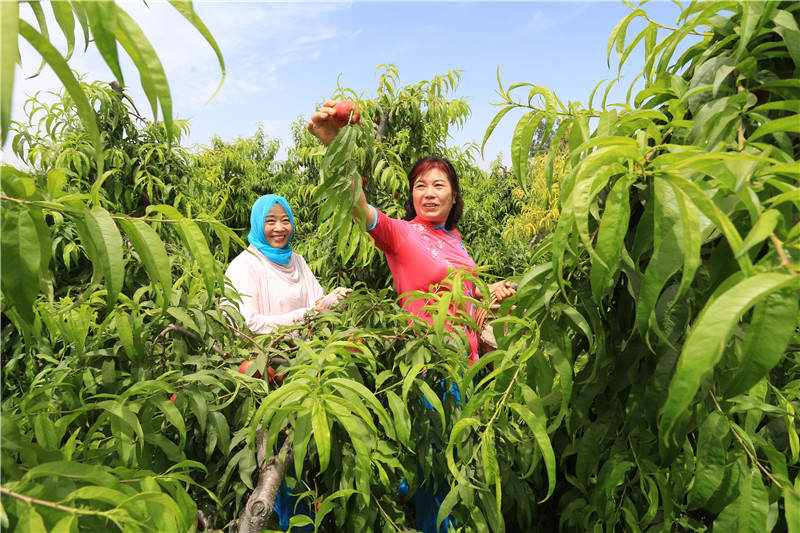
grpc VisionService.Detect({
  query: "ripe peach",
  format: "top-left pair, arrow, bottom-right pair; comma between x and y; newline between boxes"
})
333,101 -> 361,127
238,359 -> 261,379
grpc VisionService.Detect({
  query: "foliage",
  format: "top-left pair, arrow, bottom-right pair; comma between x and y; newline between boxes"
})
2,1 -> 799,532
1,0 -> 225,172
481,0 -> 800,530
499,151 -> 566,250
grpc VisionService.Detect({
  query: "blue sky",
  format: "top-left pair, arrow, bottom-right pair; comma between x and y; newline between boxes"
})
4,1 -> 686,170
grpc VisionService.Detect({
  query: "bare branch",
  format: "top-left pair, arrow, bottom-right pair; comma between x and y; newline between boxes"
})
237,426 -> 295,533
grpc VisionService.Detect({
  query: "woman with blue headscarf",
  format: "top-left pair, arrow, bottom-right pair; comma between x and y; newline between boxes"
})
225,194 -> 350,335
225,195 -> 349,531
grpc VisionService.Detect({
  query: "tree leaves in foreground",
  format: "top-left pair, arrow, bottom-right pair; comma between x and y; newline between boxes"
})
482,0 -> 799,530
2,1 -> 799,532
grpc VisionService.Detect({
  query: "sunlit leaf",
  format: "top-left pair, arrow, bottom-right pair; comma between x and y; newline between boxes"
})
0,1 -> 19,145
83,206 -> 124,310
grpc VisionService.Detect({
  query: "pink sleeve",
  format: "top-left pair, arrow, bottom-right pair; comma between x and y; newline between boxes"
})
366,207 -> 407,254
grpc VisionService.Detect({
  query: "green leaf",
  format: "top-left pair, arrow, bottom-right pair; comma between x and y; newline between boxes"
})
446,417 -> 481,485
508,402 -> 556,501
118,218 -> 173,308
65,485 -> 129,506
26,1 -> 49,79
0,0 -> 19,145
15,507 -> 46,533
385,390 -> 410,447
590,175 -> 633,304
635,178 -> 685,343
328,409 -> 371,504
724,289 -> 799,397
687,411 -> 728,509
84,206 -> 124,310
787,474 -> 800,533
659,273 -> 799,460
481,427 -> 498,486
33,414 -> 58,450
748,114 -> 800,143
208,411 -> 230,455
510,110 -> 540,192
177,218 -> 218,302
773,8 -> 800,69
481,105 -> 514,158
50,514 -> 77,533
81,1 -> 124,83
97,399 -> 145,445
166,0 -> 226,101
151,394 -> 187,451
607,8 -> 647,67
50,2 -> 76,60
737,467 -> 769,532
328,378 -> 395,441
432,291 -> 452,347
312,399 -> 331,473
114,8 -> 174,142
24,461 -> 118,487
18,20 -> 103,176
0,206 -> 40,324
115,312 -> 141,362
659,171 -> 752,275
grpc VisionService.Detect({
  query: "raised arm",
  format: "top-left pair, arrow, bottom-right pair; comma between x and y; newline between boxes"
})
308,100 -> 376,230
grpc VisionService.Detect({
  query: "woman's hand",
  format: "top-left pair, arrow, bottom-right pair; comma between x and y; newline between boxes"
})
489,281 -> 517,304
314,287 -> 353,311
307,100 -> 341,147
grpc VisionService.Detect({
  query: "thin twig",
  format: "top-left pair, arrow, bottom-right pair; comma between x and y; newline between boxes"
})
0,486 -> 95,515
770,232 -> 797,276
709,391 -> 785,490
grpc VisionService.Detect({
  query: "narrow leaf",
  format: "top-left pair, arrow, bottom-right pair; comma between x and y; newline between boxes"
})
84,206 -> 124,309
18,20 -> 103,174
50,2 -> 76,60
81,1 -> 124,83
0,206 -> 40,324
114,9 -> 174,142
119,218 -> 173,308
724,289 -> 799,397
166,0 -> 226,101
178,218 -> 218,301
313,399 -> 331,472
659,273 -> 799,459
0,0 -> 19,144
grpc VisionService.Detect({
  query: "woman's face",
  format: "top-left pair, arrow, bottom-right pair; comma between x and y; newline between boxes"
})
412,168 -> 455,226
263,203 -> 292,248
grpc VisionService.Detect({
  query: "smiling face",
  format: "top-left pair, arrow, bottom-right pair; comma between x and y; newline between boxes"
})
411,168 -> 456,226
263,203 -> 292,248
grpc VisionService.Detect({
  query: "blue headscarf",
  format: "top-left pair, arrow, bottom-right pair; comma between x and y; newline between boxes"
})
248,194 -> 295,265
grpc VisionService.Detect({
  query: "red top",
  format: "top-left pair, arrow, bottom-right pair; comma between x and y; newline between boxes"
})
367,207 -> 479,361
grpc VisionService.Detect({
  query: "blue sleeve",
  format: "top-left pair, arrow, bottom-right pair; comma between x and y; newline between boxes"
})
365,205 -> 378,231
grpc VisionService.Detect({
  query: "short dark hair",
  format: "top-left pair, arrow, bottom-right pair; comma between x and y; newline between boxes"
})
402,156 -> 464,230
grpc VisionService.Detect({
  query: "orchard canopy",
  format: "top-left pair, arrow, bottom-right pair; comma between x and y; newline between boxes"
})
1,2 -> 799,533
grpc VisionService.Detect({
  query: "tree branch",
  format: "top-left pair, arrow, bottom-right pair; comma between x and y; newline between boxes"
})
237,426 -> 295,533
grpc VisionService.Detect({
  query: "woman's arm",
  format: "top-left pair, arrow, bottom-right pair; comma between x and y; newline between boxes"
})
308,101 -> 376,230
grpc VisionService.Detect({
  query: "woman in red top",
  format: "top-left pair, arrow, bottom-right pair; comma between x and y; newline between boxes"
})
309,101 -> 514,362
309,101 -> 514,533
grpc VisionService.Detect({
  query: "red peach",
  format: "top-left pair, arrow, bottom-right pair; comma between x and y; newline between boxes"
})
238,359 -> 261,379
333,101 -> 361,127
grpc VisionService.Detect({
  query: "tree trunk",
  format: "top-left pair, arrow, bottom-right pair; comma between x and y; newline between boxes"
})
237,426 -> 294,533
